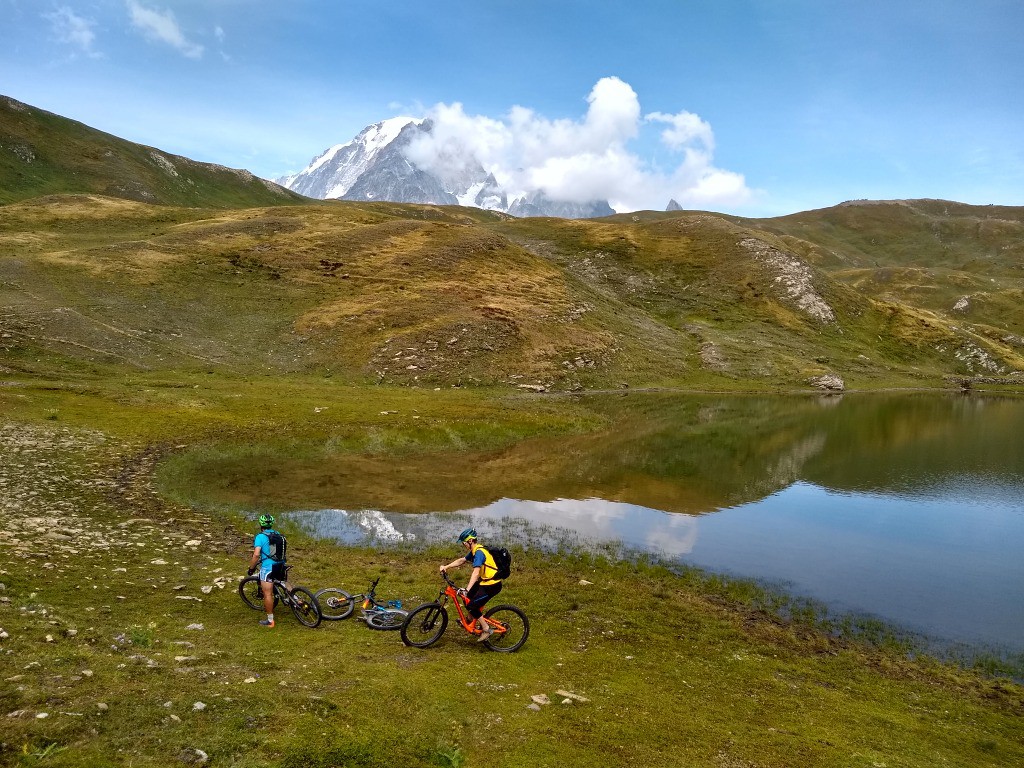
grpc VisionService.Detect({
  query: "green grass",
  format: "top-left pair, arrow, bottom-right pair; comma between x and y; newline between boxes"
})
2,384 -> 1023,767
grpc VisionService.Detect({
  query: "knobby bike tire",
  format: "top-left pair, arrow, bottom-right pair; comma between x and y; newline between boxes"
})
400,603 -> 448,648
313,587 -> 355,620
238,575 -> 279,611
366,608 -> 409,631
482,605 -> 529,652
287,586 -> 322,628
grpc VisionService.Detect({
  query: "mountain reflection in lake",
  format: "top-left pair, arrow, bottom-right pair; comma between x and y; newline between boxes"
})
264,393 -> 1024,653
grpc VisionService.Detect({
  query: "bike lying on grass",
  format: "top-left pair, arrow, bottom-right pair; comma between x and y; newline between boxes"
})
400,571 -> 529,652
314,576 -> 408,630
238,565 -> 322,628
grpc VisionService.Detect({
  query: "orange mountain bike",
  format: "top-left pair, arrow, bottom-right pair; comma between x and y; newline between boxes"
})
400,571 -> 529,652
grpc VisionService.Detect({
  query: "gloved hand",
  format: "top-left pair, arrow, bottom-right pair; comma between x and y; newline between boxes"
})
247,566 -> 256,576
457,588 -> 468,601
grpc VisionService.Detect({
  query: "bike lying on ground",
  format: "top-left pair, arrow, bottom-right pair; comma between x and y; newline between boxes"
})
400,571 -> 529,652
238,565 -> 322,628
314,576 -> 408,630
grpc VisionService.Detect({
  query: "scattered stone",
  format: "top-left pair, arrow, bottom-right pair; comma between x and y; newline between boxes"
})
36,712 -> 49,719
173,585 -> 187,591
578,579 -> 593,586
184,540 -> 201,547
163,701 -> 173,708
561,698 -> 573,705
530,694 -> 550,706
0,630 -> 8,640
527,703 -> 542,712
243,677 -> 257,684
150,559 -> 168,565
45,634 -> 54,643
66,629 -> 78,637
555,690 -> 590,703
192,702 -> 206,711
170,714 -> 181,723
185,624 -> 204,631
81,670 -> 93,677
178,748 -> 209,766
97,703 -> 109,711
7,710 -> 27,718
200,586 -> 213,594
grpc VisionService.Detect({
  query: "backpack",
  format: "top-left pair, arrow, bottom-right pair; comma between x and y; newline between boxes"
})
265,530 -> 287,563
489,546 -> 512,580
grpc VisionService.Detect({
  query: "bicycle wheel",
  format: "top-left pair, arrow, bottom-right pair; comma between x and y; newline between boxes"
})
288,586 -> 322,628
314,588 -> 355,620
366,608 -> 409,631
239,576 -> 278,611
400,603 -> 448,648
482,605 -> 529,652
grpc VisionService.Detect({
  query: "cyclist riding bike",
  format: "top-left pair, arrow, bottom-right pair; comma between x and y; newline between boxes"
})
247,514 -> 287,628
439,528 -> 503,642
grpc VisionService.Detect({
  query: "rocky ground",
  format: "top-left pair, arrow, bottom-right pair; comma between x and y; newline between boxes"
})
0,422 -> 259,762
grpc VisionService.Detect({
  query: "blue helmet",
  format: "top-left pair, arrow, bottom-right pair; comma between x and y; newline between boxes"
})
258,513 -> 275,528
458,527 -> 477,543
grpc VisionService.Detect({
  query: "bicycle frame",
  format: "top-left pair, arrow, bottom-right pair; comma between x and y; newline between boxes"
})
438,572 -> 506,637
354,577 -> 403,613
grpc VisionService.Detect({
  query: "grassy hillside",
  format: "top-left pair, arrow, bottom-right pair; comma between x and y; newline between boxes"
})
2,194 -> 1022,393
732,199 -> 1024,340
0,95 -> 305,208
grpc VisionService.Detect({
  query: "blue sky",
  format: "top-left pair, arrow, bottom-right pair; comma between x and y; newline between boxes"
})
2,0 -> 1022,216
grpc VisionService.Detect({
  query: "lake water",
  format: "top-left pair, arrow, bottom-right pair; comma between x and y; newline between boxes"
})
281,392 -> 1024,656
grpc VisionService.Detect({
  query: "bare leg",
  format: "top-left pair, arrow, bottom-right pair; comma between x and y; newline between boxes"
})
261,580 -> 274,616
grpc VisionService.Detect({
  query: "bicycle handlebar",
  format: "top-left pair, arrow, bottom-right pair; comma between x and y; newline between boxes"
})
440,570 -> 457,588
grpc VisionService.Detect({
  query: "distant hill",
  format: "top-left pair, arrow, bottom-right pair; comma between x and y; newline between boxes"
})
0,95 -> 305,208
1,194 -> 1021,391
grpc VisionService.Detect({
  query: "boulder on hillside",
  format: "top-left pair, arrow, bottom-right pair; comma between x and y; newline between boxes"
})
809,374 -> 845,391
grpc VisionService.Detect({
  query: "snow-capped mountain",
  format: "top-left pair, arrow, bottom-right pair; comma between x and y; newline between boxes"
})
276,119 -> 614,219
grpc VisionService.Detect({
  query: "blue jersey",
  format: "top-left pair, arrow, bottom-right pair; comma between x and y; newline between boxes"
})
253,530 -> 281,568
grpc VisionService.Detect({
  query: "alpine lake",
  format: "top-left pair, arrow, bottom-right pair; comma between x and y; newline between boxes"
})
184,391 -> 1024,665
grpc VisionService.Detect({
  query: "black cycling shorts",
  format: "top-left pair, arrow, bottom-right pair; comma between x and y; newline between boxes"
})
466,581 -> 502,618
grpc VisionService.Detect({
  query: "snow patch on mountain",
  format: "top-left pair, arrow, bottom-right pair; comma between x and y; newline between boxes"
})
277,118 -> 612,218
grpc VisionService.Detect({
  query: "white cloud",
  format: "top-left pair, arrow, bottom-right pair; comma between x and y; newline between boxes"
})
404,76 -> 752,212
46,6 -> 101,58
126,0 -> 203,59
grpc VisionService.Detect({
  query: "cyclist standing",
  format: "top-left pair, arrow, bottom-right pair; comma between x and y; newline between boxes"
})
440,528 -> 503,642
247,514 -> 286,628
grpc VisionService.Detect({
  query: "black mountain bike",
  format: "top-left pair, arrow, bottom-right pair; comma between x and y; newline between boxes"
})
238,565 -> 322,628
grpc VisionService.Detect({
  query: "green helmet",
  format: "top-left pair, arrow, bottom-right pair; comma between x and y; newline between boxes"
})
458,527 -> 477,542
258,514 -> 275,528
